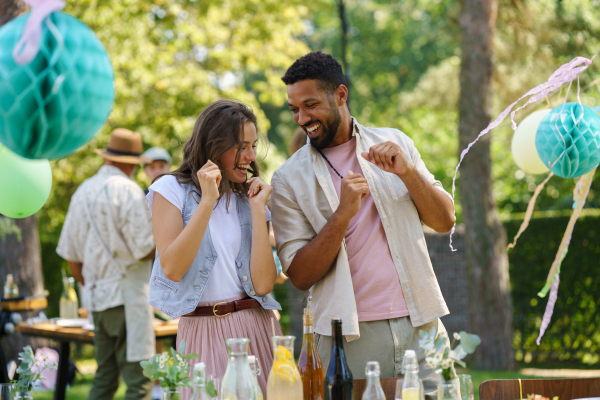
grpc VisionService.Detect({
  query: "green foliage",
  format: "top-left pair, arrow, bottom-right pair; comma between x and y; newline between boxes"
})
419,327 -> 481,381
14,346 -> 57,394
140,340 -> 199,389
37,0 -> 313,316
506,214 -> 600,365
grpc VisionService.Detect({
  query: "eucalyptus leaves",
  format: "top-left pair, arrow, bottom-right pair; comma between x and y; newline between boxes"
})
140,340 -> 198,389
14,346 -> 57,394
418,328 -> 481,381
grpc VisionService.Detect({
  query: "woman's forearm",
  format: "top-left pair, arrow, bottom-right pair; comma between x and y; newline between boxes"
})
158,198 -> 214,281
249,208 -> 277,295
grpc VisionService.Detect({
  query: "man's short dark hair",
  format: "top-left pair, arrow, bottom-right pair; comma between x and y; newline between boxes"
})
282,51 -> 348,94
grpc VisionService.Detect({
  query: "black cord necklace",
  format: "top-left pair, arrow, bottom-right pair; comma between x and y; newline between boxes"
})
315,148 -> 344,179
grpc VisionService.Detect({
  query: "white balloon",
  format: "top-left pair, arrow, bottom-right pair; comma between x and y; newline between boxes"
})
511,109 -> 551,174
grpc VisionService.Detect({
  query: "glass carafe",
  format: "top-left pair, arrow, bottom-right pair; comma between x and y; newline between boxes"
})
267,336 -> 303,400
221,338 -> 257,400
59,277 -> 79,319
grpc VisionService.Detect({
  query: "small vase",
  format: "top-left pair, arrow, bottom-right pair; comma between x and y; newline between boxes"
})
437,377 -> 461,400
162,387 -> 182,400
15,391 -> 33,400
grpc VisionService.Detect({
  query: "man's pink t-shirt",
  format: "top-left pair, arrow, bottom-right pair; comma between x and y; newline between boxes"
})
321,137 -> 409,322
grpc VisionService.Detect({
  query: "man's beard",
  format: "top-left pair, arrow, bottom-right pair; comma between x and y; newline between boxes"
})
307,100 -> 342,150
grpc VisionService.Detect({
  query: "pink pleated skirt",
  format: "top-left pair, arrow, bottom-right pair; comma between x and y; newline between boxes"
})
176,296 -> 283,398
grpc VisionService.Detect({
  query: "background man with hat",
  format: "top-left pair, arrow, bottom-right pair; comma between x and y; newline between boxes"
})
57,128 -> 156,400
142,147 -> 171,194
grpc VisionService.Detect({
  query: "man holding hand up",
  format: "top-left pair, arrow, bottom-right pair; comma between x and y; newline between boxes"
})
271,52 -> 455,395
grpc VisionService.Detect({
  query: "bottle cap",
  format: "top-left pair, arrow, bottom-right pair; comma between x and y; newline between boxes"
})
303,308 -> 313,326
193,362 -> 205,372
403,350 -> 419,373
6,274 -> 13,283
365,361 -> 380,376
248,355 -> 256,363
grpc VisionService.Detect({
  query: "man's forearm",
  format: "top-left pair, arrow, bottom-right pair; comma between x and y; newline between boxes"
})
286,210 -> 351,291
67,261 -> 85,285
398,165 -> 456,233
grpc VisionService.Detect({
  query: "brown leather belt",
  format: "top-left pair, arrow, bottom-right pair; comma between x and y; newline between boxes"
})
183,297 -> 261,318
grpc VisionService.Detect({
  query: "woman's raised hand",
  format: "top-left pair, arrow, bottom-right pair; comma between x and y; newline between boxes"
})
197,160 -> 221,203
247,177 -> 272,209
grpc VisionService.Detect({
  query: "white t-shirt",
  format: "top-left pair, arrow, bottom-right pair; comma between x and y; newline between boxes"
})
147,175 -> 271,302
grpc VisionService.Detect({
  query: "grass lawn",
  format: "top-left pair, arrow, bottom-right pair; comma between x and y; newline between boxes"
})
32,374 -> 127,400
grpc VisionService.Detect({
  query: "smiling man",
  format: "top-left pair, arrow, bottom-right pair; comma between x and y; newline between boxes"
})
271,52 -> 455,392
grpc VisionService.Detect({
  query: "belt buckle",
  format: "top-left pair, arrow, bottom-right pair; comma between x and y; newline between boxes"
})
212,301 -> 232,318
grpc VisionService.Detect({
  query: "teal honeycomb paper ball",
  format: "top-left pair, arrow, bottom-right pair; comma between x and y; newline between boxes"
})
535,102 -> 600,178
0,145 -> 52,219
0,11 -> 114,160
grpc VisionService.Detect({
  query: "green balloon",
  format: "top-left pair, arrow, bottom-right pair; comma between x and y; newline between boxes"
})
0,145 -> 52,218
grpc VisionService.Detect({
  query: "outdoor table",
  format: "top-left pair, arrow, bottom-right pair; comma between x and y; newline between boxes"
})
15,319 -> 178,400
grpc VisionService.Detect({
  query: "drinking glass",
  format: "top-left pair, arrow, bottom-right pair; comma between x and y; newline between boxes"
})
207,375 -> 220,400
0,384 -> 15,400
458,374 -> 474,400
394,379 -> 405,400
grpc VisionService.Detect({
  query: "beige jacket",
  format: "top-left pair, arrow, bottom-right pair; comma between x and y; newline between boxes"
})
271,119 -> 450,341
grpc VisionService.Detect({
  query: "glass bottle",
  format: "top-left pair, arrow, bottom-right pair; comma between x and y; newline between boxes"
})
248,355 -> 264,400
191,362 -> 210,400
298,297 -> 324,400
402,350 -> 424,400
361,362 -> 385,400
221,338 -> 257,400
4,274 -> 19,299
267,336 -> 303,400
324,318 -> 353,400
59,277 -> 79,319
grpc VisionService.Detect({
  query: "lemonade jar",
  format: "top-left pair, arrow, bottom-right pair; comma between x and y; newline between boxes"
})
267,336 -> 303,400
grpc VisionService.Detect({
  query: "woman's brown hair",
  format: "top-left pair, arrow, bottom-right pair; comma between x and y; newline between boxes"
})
161,100 -> 260,206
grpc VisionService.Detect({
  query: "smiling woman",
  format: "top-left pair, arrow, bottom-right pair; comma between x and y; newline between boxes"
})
145,100 -> 282,397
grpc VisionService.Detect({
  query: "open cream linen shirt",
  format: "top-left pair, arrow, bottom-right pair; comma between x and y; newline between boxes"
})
56,165 -> 156,361
271,119 -> 450,342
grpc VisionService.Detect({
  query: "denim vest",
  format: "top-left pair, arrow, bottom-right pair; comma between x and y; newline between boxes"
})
147,184 -> 281,318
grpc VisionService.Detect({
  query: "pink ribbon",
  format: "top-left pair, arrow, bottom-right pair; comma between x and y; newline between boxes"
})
11,0 -> 66,65
536,272 -> 559,345
449,56 -> 592,251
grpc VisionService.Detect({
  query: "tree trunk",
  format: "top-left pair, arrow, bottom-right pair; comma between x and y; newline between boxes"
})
337,0 -> 351,103
458,0 -> 516,369
0,0 -> 48,363
0,0 -> 26,26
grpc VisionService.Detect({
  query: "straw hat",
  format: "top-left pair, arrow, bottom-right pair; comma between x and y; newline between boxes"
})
94,128 -> 152,164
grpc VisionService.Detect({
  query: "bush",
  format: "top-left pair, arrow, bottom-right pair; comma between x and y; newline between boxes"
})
506,214 -> 600,366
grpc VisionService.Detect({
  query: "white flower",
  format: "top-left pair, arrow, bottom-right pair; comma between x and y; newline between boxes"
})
434,352 -> 443,362
159,361 -> 165,369
425,357 -> 437,368
453,332 -> 461,341
441,360 -> 451,369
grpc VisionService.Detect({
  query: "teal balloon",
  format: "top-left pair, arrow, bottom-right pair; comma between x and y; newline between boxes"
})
535,102 -> 600,178
0,11 -> 114,160
0,145 -> 52,218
